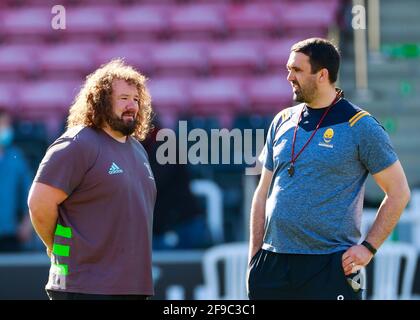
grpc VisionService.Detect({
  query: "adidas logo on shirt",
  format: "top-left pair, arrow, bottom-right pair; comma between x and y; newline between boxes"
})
108,162 -> 123,175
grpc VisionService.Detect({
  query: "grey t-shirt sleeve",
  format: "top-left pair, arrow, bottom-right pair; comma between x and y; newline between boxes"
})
34,135 -> 95,195
258,113 -> 282,171
355,116 -> 398,174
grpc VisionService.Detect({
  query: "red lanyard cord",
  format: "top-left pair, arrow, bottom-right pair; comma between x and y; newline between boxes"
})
288,90 -> 342,177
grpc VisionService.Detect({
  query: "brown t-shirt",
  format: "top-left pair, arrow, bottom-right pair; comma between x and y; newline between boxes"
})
34,126 -> 156,295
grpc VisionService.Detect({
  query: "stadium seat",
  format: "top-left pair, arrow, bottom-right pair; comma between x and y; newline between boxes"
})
208,40 -> 264,76
0,7 -> 53,42
278,1 -> 339,35
114,5 -> 169,41
151,42 -> 208,76
190,180 -> 224,244
37,43 -> 98,78
0,45 -> 37,80
133,0 -> 176,3
247,75 -> 292,114
148,77 -> 190,111
96,43 -> 153,76
19,80 -> 81,116
148,77 -> 190,128
67,0 -> 126,4
190,78 -> 246,112
201,242 -> 248,300
361,209 -> 420,299
64,6 -> 114,41
190,78 -> 246,127
264,37 -> 304,72
169,4 -> 227,39
226,3 -> 280,38
371,242 -> 418,300
0,83 -> 16,112
19,0 -> 92,5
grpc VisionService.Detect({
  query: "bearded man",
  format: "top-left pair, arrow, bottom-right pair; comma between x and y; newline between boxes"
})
28,59 -> 156,300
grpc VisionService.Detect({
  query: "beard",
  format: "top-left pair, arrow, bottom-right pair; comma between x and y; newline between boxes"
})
292,80 -> 317,104
106,111 -> 137,136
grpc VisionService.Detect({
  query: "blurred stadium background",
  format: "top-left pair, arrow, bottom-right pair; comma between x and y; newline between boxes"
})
1,0 -> 420,300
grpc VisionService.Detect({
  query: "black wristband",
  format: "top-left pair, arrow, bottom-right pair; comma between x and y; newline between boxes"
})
361,240 -> 377,255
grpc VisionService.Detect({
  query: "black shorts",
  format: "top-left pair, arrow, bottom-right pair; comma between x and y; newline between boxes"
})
247,249 -> 363,300
46,290 -> 149,300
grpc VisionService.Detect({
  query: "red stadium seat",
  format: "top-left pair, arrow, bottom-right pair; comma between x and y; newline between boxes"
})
96,43 -> 153,76
277,1 -> 339,35
264,37 -> 303,72
190,77 -> 247,127
18,80 -> 81,133
114,5 -> 169,41
0,7 -> 53,42
226,4 -> 280,38
151,42 -> 208,76
148,77 -> 190,128
208,40 -> 264,76
64,6 -> 114,41
0,45 -> 38,80
170,4 -> 227,39
67,0 -> 127,4
37,43 -> 98,78
14,0 -> 80,8
247,75 -> 292,114
19,80 -> 81,115
0,83 -> 16,112
131,0 -> 176,3
148,77 -> 190,111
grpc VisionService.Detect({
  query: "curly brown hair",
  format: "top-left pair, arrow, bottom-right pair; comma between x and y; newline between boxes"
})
67,59 -> 153,141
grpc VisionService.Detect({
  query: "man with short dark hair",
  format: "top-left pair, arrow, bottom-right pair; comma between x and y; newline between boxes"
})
28,59 -> 156,300
247,38 -> 410,300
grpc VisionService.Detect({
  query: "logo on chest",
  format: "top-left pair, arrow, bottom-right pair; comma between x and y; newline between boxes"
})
318,128 -> 334,148
108,162 -> 124,175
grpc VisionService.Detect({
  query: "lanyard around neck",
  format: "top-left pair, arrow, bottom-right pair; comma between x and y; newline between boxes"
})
287,89 -> 343,177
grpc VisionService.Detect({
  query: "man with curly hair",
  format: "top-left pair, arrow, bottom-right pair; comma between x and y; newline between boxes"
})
28,59 -> 157,300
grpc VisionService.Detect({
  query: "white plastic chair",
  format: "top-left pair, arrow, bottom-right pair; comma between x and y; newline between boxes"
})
371,242 -> 418,300
191,180 -> 224,244
201,242 -> 249,300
